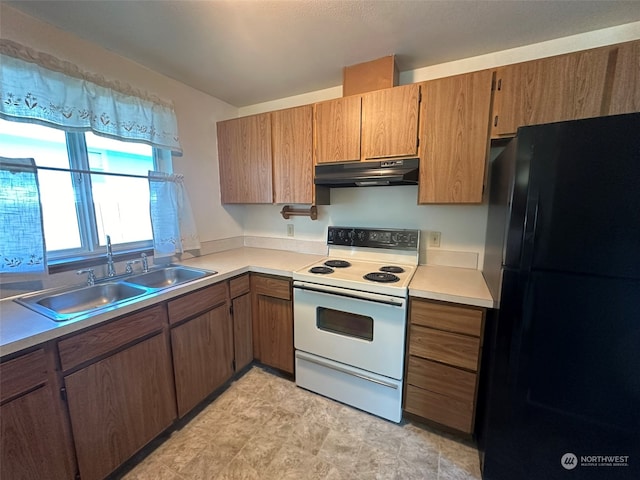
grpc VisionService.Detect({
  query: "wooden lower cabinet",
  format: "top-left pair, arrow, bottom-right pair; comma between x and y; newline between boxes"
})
0,348 -> 76,480
64,333 -> 176,480
168,283 -> 234,417
59,305 -> 176,480
230,274 -> 253,371
251,274 -> 294,374
171,304 -> 234,417
404,298 -> 485,434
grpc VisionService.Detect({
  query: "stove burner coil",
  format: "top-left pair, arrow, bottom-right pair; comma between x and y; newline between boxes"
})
379,265 -> 405,274
364,272 -> 400,283
324,259 -> 351,268
309,266 -> 334,274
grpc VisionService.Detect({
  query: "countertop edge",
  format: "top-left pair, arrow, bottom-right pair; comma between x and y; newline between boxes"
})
1,248 -> 495,358
409,288 -> 495,309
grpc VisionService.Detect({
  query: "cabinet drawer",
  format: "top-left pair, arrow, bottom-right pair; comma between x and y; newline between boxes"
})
406,356 -> 476,404
0,349 -> 47,403
168,282 -> 228,324
58,305 -> 167,371
409,325 -> 480,371
405,384 -> 474,433
252,275 -> 291,300
229,274 -> 250,299
411,300 -> 483,337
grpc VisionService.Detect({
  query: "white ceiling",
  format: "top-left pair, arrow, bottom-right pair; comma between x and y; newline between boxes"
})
7,0 -> 640,107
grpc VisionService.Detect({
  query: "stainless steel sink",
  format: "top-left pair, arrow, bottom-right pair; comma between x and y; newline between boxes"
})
124,266 -> 215,290
15,265 -> 216,322
16,282 -> 150,321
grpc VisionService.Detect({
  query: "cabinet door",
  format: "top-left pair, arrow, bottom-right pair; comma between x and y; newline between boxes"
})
314,95 -> 361,163
64,333 -> 176,480
257,294 -> 294,374
233,292 -> 253,372
1,348 -> 76,480
0,362 -> 76,480
171,304 -> 234,417
217,113 -> 273,203
608,40 -> 640,115
418,70 -> 493,203
272,105 -> 314,204
1,385 -> 76,479
361,83 -> 420,160
252,275 -> 293,374
491,47 -> 612,137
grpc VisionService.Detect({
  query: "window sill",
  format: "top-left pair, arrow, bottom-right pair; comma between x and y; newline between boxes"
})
47,248 -> 154,275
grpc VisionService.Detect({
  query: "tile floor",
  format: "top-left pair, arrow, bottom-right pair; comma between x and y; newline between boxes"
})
121,366 -> 482,480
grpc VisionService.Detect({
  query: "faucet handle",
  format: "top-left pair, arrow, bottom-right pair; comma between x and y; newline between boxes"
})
77,268 -> 96,286
125,260 -> 141,274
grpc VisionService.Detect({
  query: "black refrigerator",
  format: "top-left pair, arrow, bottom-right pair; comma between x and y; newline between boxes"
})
480,113 -> 640,479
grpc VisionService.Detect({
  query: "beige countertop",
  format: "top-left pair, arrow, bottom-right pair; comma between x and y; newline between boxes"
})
0,247 -> 494,358
409,265 -> 494,308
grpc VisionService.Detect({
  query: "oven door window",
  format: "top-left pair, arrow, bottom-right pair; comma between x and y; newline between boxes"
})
316,307 -> 373,341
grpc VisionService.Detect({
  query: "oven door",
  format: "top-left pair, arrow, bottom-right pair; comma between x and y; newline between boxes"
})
293,281 -> 407,380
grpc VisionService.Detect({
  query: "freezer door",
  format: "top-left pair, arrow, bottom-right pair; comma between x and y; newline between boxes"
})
483,269 -> 640,480
522,113 -> 640,278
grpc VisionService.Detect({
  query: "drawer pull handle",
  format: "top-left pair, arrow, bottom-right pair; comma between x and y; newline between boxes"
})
297,353 -> 398,390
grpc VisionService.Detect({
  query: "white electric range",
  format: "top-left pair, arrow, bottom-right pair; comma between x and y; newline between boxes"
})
292,226 -> 420,422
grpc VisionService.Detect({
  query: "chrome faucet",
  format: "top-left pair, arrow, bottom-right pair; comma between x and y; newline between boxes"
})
141,252 -> 149,272
106,235 -> 116,277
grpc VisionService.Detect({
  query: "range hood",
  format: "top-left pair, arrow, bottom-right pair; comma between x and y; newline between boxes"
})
314,158 -> 419,187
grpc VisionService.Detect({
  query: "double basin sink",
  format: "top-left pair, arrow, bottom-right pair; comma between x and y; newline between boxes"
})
16,265 -> 217,322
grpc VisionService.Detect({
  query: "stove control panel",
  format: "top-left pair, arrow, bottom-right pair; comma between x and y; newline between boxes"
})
328,227 -> 419,250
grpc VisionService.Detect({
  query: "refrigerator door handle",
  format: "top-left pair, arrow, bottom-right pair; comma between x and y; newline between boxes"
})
522,193 -> 540,270
508,276 -> 535,386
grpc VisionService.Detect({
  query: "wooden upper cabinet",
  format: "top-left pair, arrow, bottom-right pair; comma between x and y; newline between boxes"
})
272,105 -> 314,203
418,70 -> 493,204
491,47 -> 612,138
217,113 -> 273,203
361,83 -> 420,160
608,40 -> 640,115
314,95 -> 362,163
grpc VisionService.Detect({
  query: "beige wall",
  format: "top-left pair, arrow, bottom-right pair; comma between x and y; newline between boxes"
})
0,4 -> 244,246
2,4 -> 639,268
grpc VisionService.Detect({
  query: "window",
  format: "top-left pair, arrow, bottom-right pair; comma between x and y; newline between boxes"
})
0,118 -> 166,264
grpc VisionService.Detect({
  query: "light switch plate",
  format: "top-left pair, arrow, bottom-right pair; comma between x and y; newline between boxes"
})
428,231 -> 441,248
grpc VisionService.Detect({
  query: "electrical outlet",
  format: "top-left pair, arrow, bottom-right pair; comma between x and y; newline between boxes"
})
287,224 -> 294,237
428,231 -> 441,248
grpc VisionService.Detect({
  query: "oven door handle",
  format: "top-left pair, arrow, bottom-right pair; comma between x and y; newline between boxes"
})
296,352 -> 399,390
293,281 -> 405,307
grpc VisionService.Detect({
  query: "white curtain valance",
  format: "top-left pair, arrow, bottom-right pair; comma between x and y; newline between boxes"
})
0,39 -> 182,154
